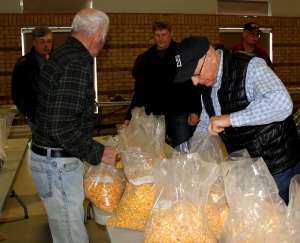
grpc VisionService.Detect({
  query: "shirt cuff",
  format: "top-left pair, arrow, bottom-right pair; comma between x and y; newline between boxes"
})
230,112 -> 243,127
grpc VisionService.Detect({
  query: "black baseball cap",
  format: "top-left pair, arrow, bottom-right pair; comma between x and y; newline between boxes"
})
243,22 -> 262,33
174,36 -> 210,83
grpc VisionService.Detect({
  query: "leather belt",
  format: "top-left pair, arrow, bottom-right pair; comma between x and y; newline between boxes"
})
31,143 -> 74,158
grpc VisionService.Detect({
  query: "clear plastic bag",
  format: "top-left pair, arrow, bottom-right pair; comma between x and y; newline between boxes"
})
0,108 -> 15,166
209,175 -> 230,232
219,151 -> 289,243
106,147 -> 157,231
142,153 -> 220,242
287,174 -> 300,220
83,163 -> 124,213
118,107 -> 166,157
173,130 -> 229,240
286,174 -> 300,242
175,130 -> 225,163
106,107 -> 167,231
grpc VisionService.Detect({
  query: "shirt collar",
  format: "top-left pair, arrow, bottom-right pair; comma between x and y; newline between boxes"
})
66,36 -> 94,65
212,49 -> 223,89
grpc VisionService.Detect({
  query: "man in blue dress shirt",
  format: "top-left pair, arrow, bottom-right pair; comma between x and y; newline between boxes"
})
174,36 -> 300,205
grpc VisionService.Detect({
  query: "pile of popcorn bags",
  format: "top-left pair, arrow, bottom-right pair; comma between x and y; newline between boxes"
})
84,106 -> 300,242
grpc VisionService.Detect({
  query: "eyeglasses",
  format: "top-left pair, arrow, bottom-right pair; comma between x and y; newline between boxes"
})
246,30 -> 261,38
192,53 -> 207,77
36,39 -> 53,45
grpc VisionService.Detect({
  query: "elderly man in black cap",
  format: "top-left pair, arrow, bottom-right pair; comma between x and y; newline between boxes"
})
174,36 -> 300,205
228,22 -> 274,70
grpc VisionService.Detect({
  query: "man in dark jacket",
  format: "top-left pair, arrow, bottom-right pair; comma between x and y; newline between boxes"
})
11,26 -> 53,133
124,19 -> 202,148
131,36 -> 155,79
174,36 -> 300,205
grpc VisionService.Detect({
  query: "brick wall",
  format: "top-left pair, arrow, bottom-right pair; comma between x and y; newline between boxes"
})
1,13 -> 300,126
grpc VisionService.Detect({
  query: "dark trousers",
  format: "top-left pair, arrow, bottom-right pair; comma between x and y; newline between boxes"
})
272,160 -> 300,205
166,113 -> 195,148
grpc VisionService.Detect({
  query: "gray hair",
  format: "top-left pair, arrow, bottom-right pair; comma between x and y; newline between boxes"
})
32,26 -> 52,40
71,8 -> 109,40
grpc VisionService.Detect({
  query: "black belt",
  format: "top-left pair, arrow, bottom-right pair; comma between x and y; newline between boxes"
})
31,144 -> 74,158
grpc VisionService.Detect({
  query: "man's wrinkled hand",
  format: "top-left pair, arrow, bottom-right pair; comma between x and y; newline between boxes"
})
208,114 -> 231,136
101,146 -> 117,166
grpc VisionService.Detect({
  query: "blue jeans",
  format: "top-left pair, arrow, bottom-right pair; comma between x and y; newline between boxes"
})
166,114 -> 195,148
273,161 -> 300,205
30,150 -> 88,243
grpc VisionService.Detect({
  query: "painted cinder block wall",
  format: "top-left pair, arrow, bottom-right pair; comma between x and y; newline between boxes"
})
0,13 -> 299,126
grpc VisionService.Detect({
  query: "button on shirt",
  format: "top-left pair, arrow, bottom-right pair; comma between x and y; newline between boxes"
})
198,50 -> 292,134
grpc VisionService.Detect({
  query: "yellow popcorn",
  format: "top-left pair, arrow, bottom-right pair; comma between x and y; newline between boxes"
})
210,191 -> 230,230
220,199 -> 287,242
84,172 -> 124,213
142,201 -> 217,243
106,180 -> 155,231
115,159 -> 123,168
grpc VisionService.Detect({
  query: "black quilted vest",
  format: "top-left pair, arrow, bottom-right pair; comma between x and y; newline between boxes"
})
202,45 -> 300,174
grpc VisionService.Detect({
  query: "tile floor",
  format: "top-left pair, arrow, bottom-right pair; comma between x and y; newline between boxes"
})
0,141 -> 109,243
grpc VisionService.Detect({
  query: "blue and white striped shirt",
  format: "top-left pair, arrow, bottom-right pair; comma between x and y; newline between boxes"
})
198,49 -> 293,134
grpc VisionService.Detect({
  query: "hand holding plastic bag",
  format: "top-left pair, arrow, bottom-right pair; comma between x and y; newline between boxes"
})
175,130 -> 225,163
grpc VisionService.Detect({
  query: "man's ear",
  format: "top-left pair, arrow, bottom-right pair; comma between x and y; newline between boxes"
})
97,28 -> 106,44
98,28 -> 104,38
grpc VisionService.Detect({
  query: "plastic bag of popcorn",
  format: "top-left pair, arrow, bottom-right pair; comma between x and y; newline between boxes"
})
143,153 -> 220,242
84,163 -> 124,213
106,147 -> 157,231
